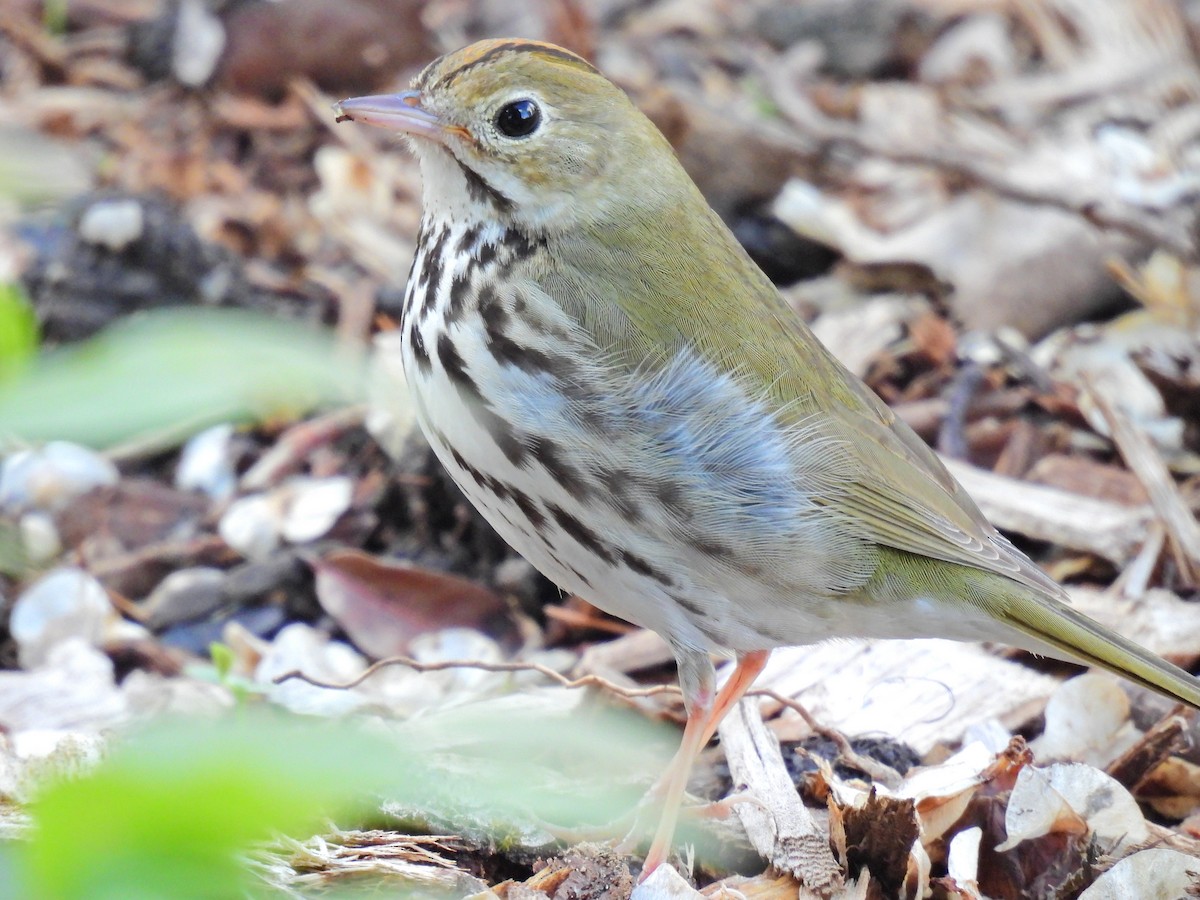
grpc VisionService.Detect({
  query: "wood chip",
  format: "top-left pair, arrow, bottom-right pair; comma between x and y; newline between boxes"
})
745,640 -> 1060,755
1084,378 -> 1200,584
717,698 -> 843,894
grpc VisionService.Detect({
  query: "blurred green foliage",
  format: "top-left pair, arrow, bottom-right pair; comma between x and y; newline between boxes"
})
0,308 -> 367,451
0,283 -> 38,385
12,698 -> 673,897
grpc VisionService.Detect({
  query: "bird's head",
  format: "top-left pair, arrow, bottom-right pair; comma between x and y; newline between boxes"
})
335,39 -> 686,231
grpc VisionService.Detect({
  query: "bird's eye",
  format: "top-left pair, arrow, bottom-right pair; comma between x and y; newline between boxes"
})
494,99 -> 541,138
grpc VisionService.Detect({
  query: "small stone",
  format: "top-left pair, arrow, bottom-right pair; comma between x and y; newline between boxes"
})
218,477 -> 355,560
10,567 -> 112,669
172,0 -> 226,86
142,567 -> 227,630
258,624 -> 370,717
175,423 -> 237,500
77,198 -> 145,251
280,476 -> 354,544
222,552 -> 307,603
218,493 -> 281,561
19,511 -> 61,565
0,442 -> 119,513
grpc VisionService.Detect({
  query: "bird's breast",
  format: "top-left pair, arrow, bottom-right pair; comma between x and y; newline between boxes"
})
399,216 -> 879,651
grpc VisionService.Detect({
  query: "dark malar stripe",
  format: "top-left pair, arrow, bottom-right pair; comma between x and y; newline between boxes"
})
418,226 -> 449,294
399,225 -> 428,330
451,155 -> 514,214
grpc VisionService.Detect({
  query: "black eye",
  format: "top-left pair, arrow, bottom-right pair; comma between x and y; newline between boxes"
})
495,99 -> 541,138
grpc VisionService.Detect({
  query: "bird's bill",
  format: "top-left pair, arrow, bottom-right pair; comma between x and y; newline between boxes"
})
334,91 -> 446,141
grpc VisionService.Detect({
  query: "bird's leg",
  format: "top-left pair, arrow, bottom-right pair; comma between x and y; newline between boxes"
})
697,649 -> 769,748
640,649 -> 770,878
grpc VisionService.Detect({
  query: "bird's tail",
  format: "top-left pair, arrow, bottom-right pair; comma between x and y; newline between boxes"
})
999,588 -> 1200,708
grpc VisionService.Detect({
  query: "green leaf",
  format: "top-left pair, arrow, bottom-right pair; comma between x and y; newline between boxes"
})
0,308 -> 366,450
42,0 -> 69,35
15,697 -> 675,897
0,282 -> 38,384
0,518 -> 27,577
20,711 -> 405,899
209,642 -> 235,682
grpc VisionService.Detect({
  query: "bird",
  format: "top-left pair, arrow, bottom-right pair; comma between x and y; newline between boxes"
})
334,38 -> 1200,876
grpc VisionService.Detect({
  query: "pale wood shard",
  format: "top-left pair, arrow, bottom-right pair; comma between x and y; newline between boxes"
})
576,628 -> 674,678
729,587 -> 1200,756
717,698 -> 844,896
743,640 -> 1061,755
1084,380 -> 1200,584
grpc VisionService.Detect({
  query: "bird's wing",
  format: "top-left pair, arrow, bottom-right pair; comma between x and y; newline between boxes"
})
819,372 -> 1066,599
556,203 -> 1062,600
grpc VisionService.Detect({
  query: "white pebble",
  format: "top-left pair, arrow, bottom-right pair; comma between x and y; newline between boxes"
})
172,0 -> 226,86
219,476 -> 355,560
19,511 -> 61,565
10,567 -> 112,668
218,493 -> 282,561
0,442 -> 118,513
77,199 -> 145,251
175,423 -> 237,500
280,476 -> 353,544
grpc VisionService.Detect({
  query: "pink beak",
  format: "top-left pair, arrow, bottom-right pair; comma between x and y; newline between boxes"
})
334,91 -> 444,141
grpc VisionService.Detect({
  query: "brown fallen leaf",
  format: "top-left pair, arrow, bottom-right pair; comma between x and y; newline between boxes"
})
310,548 -> 515,660
1027,454 -> 1150,506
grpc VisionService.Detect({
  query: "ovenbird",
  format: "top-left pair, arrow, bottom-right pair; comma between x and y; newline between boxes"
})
336,39 -> 1200,874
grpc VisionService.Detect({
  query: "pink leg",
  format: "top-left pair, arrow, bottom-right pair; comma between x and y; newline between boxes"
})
641,649 -> 770,878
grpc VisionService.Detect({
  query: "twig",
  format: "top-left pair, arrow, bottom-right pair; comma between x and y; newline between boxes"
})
718,700 -> 844,893
1112,520 -> 1167,600
273,651 -> 918,790
760,690 -> 904,788
938,364 -> 987,459
86,534 -> 233,580
766,61 -> 1200,260
274,654 -> 899,791
1083,376 -> 1200,585
240,405 -> 367,491
272,655 -> 680,701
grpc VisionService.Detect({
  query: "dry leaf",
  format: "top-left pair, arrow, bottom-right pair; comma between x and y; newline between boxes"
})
312,549 -> 512,659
